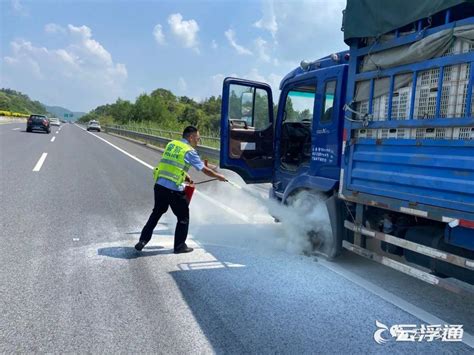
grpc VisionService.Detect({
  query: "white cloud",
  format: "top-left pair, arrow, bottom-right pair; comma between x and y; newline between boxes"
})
167,13 -> 200,52
211,40 -> 218,49
44,23 -> 66,34
254,37 -> 270,62
177,77 -> 187,93
255,0 -> 346,64
11,0 -> 28,16
254,0 -> 277,38
2,25 -> 127,110
67,24 -> 116,67
153,24 -> 166,45
225,29 -> 253,56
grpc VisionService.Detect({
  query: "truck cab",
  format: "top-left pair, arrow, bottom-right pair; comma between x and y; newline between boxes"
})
219,51 -> 350,203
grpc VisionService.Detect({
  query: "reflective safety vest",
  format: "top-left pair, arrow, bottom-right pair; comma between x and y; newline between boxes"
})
153,140 -> 192,186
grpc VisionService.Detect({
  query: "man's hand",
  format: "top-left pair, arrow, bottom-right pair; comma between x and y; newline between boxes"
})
185,173 -> 193,184
216,174 -> 227,182
202,166 -> 227,182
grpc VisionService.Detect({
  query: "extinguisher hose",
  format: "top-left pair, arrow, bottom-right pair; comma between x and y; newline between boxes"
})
194,178 -> 218,185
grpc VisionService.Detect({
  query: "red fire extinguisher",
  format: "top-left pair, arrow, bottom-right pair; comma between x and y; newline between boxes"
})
184,183 -> 195,205
184,160 -> 216,205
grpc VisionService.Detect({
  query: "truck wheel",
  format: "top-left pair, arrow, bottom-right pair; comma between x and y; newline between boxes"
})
286,190 -> 343,259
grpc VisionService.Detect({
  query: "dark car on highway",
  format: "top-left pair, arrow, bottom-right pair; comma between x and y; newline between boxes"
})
26,114 -> 51,134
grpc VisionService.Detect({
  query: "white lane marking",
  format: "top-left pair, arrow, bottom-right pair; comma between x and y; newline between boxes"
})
12,128 -> 20,131
51,136 -> 56,142
75,124 -> 154,169
179,261 -> 245,271
317,258 -> 474,348
75,124 -> 249,223
33,153 -> 48,172
55,131 -> 59,134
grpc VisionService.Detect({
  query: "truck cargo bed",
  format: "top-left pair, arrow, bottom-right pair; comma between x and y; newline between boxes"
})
345,137 -> 474,214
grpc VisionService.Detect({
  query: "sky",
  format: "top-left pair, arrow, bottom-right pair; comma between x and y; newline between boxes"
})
0,0 -> 347,112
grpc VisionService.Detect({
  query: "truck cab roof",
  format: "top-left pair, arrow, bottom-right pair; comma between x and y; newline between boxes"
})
280,50 -> 350,90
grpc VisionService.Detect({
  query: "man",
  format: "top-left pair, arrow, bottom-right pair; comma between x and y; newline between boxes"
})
135,126 -> 227,254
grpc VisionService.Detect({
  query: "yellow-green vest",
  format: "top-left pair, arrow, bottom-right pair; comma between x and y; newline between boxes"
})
153,140 -> 192,185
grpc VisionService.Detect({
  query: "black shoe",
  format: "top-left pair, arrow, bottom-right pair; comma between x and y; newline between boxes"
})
135,241 -> 146,251
174,244 -> 194,254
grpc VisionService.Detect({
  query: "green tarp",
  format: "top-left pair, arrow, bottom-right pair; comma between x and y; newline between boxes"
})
343,0 -> 474,43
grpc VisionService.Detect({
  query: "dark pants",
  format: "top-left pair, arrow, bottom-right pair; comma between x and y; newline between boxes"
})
139,184 -> 189,250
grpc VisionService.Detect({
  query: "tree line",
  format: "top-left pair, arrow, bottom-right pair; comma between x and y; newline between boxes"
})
78,89 -> 222,135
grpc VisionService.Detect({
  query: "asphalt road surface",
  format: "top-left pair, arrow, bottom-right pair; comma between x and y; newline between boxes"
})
0,122 -> 473,353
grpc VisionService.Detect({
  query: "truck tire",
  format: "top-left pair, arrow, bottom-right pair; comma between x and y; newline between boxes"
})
324,194 -> 344,259
286,190 -> 343,259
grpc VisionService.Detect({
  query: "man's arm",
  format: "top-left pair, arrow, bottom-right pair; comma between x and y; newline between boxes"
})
201,166 -> 227,181
184,149 -> 227,182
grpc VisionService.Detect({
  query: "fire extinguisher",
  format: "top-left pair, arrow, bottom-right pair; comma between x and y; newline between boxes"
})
184,183 -> 195,205
183,159 -> 207,205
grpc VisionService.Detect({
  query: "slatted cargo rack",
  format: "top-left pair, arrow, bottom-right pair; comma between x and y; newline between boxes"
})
341,7 -> 474,222
339,7 -> 474,294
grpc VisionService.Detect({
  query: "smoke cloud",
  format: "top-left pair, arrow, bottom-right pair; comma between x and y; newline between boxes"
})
189,172 -> 333,256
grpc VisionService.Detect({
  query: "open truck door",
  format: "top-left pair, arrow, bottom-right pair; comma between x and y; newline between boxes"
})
220,78 -> 274,183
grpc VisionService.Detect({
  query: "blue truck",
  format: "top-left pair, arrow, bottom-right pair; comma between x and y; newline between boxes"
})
219,0 -> 474,292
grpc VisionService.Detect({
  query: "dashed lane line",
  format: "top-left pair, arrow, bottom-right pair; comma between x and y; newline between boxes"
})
33,153 -> 48,172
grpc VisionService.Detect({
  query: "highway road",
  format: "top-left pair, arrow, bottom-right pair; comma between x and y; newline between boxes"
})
0,122 -> 473,353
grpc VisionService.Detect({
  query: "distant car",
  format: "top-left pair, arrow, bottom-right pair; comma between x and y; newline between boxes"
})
27,114 -> 50,134
49,118 -> 61,126
87,120 -> 101,132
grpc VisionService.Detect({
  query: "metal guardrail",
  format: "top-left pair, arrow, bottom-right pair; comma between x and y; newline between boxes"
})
105,125 -> 220,161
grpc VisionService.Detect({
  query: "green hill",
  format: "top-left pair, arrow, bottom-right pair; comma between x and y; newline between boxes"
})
0,88 -> 48,115
43,105 -> 86,120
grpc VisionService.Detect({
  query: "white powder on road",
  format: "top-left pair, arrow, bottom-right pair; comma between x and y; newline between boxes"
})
190,172 -> 333,256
